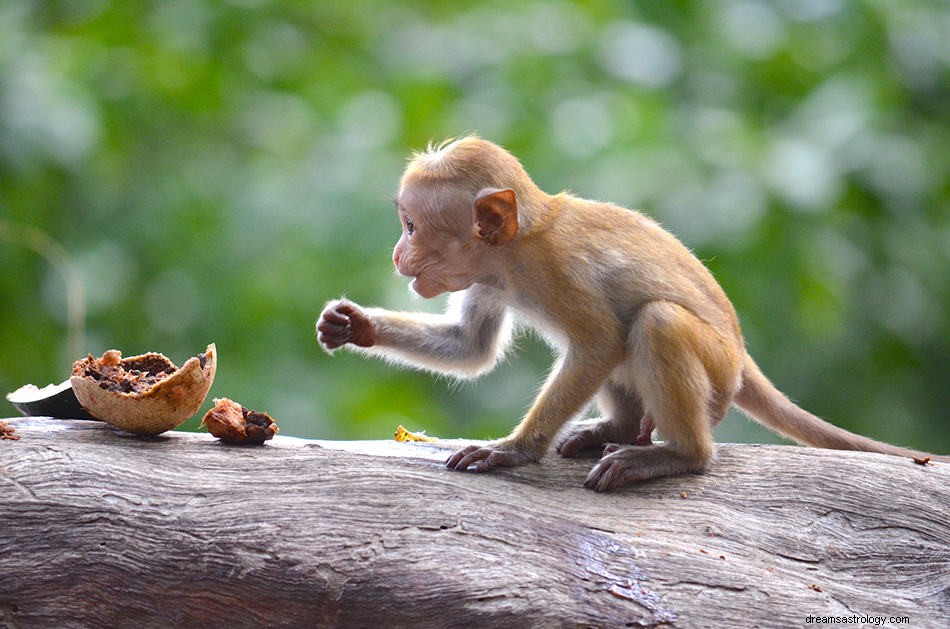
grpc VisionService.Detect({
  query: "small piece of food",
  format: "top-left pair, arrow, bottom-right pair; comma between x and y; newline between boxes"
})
0,420 -> 19,441
394,424 -> 438,442
6,380 -> 95,420
70,344 -> 216,436
201,397 -> 278,444
913,456 -> 932,466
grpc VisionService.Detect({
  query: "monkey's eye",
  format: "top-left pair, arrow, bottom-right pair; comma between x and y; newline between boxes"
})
405,218 -> 415,236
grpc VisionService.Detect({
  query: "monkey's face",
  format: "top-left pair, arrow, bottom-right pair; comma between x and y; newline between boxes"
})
392,182 -> 483,299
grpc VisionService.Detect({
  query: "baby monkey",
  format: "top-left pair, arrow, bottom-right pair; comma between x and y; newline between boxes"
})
317,136 -> 935,491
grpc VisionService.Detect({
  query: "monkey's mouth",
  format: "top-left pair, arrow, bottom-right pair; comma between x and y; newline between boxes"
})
409,276 -> 441,299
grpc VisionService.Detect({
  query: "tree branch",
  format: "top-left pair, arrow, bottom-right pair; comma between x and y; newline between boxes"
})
0,417 -> 947,628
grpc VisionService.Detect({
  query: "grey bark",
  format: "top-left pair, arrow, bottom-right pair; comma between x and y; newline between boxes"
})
0,417 -> 947,628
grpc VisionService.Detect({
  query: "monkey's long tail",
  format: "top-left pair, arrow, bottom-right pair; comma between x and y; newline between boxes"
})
733,354 -> 946,462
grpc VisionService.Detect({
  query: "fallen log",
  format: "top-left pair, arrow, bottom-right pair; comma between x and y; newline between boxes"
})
0,417 -> 947,628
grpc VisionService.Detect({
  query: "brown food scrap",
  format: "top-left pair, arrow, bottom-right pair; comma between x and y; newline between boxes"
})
394,424 -> 438,442
679,491 -> 688,498
912,456 -> 931,466
100,349 -> 121,367
0,420 -> 19,441
808,583 -> 823,593
201,397 -> 278,445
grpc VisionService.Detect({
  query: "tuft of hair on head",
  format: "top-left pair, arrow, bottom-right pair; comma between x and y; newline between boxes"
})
409,133 -> 481,175
405,133 -> 533,194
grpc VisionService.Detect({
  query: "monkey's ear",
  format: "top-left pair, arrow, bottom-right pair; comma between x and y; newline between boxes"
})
473,188 -> 518,246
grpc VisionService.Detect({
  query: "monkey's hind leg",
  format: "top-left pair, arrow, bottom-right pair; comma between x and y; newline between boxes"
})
556,382 -> 651,458
584,301 -> 737,491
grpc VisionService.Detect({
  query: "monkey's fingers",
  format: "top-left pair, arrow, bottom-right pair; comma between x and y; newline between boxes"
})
317,318 -> 350,336
445,445 -> 484,470
320,308 -> 352,327
318,335 -> 347,350
316,319 -> 352,349
334,301 -> 360,317
446,444 -> 532,472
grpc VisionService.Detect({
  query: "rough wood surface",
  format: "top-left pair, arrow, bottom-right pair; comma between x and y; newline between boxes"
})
0,417 -> 947,628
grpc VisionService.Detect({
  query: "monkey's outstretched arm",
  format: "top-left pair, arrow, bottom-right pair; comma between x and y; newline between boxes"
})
317,286 -> 512,378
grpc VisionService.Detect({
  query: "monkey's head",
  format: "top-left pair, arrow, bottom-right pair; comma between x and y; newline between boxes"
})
391,137 -> 524,298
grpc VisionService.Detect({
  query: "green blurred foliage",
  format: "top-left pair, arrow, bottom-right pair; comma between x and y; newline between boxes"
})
1,1 -> 947,452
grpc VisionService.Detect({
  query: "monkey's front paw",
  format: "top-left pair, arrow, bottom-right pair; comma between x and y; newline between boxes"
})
317,299 -> 377,350
445,441 -> 538,473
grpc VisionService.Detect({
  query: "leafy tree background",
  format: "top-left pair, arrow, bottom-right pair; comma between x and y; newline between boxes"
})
1,1 -> 947,452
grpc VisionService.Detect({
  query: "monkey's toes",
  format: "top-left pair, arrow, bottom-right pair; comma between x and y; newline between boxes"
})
583,463 -> 620,492
584,455 -> 643,492
556,430 -> 601,458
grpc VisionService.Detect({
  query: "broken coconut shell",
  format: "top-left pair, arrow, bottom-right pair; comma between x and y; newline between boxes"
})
6,380 -> 96,420
70,343 -> 216,436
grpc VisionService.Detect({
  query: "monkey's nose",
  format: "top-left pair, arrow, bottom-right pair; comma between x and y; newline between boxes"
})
392,253 -> 410,277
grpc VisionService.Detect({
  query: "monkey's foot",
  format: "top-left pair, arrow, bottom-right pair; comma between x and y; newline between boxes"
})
446,441 -> 539,473
556,416 -> 649,459
583,445 -> 708,492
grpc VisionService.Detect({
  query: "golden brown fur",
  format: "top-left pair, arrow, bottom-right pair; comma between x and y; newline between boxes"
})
317,135 -> 941,490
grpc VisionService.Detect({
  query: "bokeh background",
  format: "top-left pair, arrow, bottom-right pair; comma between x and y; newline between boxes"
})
1,1 -> 947,452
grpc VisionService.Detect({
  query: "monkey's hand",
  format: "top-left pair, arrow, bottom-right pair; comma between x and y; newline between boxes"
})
445,438 -> 542,473
317,299 -> 377,350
